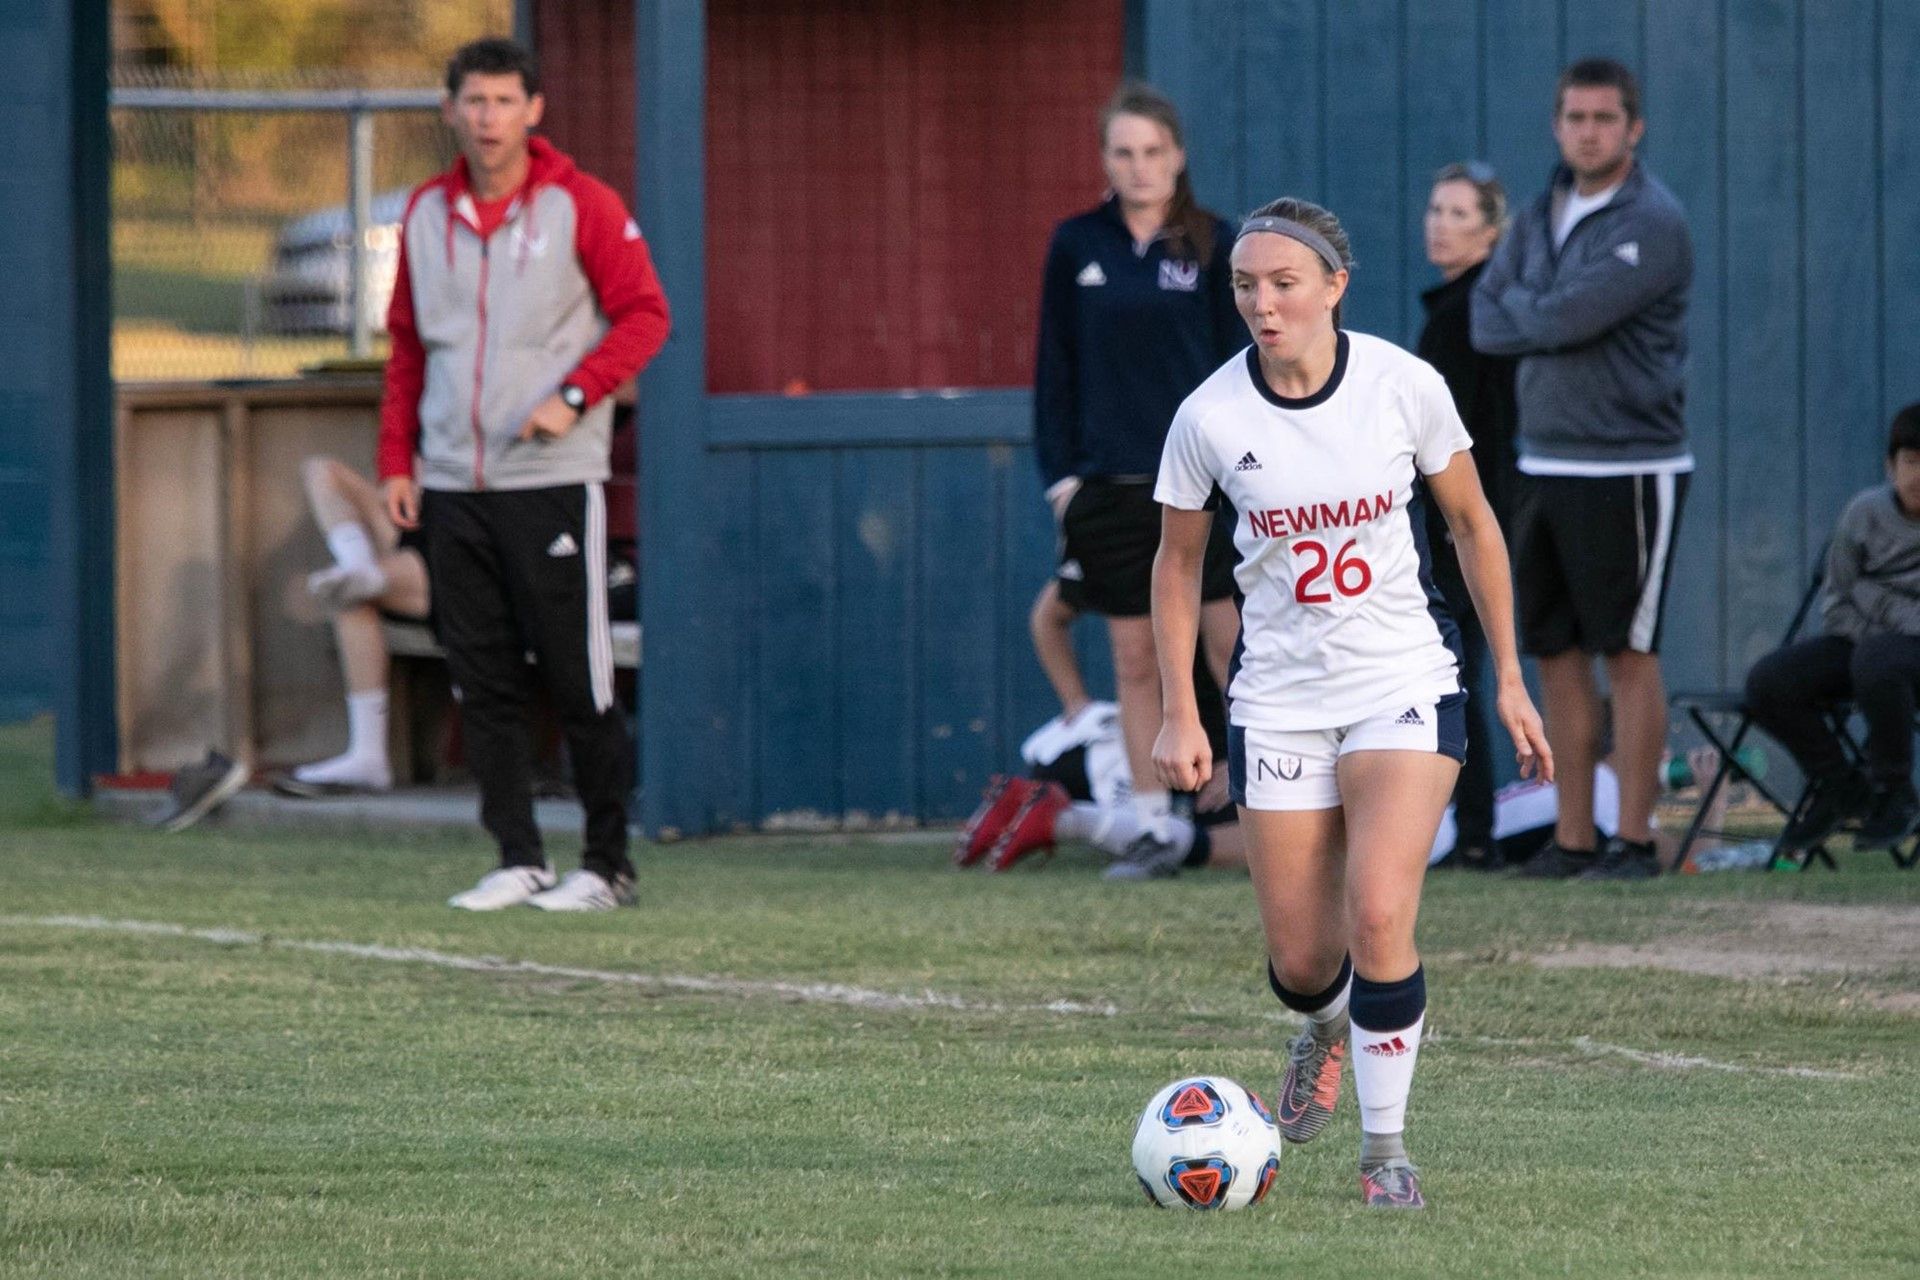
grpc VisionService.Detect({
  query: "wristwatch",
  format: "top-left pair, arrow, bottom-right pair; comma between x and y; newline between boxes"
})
559,382 -> 587,415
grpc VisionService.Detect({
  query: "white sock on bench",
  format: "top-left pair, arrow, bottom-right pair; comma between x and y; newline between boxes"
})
326,523 -> 377,574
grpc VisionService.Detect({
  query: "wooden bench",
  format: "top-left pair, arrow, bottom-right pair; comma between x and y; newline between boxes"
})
381,619 -> 641,784
379,619 -> 641,669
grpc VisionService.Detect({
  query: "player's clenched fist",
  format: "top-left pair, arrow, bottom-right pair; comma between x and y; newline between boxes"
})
1152,714 -> 1212,793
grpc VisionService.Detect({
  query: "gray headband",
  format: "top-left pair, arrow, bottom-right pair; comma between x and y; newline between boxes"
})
1236,216 -> 1344,274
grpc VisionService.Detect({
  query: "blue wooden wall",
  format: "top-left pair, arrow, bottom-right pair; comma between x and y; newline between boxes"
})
636,0 -> 1920,835
1144,0 -> 1920,701
0,0 -> 66,721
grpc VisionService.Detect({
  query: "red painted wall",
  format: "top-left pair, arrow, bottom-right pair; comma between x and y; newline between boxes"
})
535,0 -> 636,206
705,0 -> 1123,393
537,0 -> 1124,396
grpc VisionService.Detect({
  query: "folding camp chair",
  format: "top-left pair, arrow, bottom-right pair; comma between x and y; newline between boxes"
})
1669,564 -> 1920,872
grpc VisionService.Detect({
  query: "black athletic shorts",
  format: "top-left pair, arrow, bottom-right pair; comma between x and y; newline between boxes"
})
1511,470 -> 1689,656
1056,478 -> 1238,617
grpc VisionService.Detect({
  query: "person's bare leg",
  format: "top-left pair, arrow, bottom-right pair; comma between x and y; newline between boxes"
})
1539,650 -> 1601,850
303,457 -> 395,608
1604,649 -> 1667,845
291,459 -> 428,794
374,548 -> 429,622
1244,804 -> 1351,1146
305,456 -> 401,553
1240,805 -> 1348,993
1337,753 -> 1457,983
1029,580 -> 1091,720
1108,614 -> 1166,829
1337,749 -> 1458,1198
1201,820 -> 1247,871
333,604 -> 389,696
1198,597 -> 1241,692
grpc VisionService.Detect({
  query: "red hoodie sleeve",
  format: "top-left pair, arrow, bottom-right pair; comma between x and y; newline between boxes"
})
377,188 -> 432,481
563,173 -> 672,404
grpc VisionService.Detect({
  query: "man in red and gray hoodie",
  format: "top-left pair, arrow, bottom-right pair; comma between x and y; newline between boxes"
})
379,37 -> 670,912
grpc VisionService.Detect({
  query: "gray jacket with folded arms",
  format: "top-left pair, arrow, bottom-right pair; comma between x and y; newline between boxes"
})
1471,162 -> 1692,468
1823,486 -> 1920,640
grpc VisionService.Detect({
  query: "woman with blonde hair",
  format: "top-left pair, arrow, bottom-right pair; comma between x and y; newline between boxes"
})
1152,197 -> 1550,1208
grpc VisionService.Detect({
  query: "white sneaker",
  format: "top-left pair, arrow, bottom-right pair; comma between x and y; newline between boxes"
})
527,869 -> 636,912
272,752 -> 392,797
306,563 -> 387,611
447,864 -> 557,911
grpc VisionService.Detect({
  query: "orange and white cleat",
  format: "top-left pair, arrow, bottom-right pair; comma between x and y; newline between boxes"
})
1274,1014 -> 1348,1144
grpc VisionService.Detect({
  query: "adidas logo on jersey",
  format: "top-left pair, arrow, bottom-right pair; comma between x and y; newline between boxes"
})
547,532 -> 580,557
1395,707 -> 1424,726
1613,240 -> 1640,266
1361,1035 -> 1411,1057
1234,451 -> 1262,472
1076,262 -> 1107,287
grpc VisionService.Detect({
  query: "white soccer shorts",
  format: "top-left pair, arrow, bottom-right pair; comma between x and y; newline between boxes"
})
1228,691 -> 1468,811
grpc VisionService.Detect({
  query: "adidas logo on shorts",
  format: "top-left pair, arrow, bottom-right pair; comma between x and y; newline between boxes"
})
1234,451 -> 1262,472
1394,707 -> 1424,726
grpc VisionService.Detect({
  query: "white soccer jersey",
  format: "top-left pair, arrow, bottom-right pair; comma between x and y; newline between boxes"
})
1155,331 -> 1473,731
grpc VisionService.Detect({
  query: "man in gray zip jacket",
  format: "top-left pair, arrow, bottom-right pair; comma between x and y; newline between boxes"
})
1471,58 -> 1693,881
380,38 -> 670,912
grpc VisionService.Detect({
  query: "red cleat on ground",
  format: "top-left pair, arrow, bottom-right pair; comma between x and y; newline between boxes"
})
985,781 -> 1072,872
953,775 -> 1036,867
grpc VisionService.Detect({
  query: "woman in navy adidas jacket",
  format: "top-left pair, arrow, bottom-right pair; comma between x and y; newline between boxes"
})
1030,83 -> 1242,874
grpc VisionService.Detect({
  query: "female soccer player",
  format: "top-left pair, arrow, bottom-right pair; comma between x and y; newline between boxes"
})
1150,198 -> 1551,1209
1032,83 -> 1244,874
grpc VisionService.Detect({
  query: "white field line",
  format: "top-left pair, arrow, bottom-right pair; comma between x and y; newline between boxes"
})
0,914 -> 1119,1017
1,915 -> 1864,1081
1461,1033 -> 1859,1081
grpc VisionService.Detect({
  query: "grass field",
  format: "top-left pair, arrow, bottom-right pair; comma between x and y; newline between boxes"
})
2,719 -> 1916,1278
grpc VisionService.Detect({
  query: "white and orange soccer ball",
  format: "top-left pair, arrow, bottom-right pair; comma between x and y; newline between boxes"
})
1130,1076 -> 1282,1210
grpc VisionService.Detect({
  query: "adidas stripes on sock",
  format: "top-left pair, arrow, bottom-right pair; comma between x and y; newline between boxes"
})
1350,965 -> 1426,1137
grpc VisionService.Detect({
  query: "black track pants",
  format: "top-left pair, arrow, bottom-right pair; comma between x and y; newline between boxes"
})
1745,633 -> 1920,786
423,485 -> 633,879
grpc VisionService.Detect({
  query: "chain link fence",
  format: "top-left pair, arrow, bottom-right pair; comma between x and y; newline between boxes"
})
111,69 -> 465,381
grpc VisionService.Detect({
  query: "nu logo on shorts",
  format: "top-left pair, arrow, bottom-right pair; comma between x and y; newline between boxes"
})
1256,755 -> 1303,782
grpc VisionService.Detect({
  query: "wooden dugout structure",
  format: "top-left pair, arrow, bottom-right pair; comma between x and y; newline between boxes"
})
16,1 -> 1920,837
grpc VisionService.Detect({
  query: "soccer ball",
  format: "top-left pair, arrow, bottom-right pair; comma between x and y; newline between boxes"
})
1131,1076 -> 1281,1210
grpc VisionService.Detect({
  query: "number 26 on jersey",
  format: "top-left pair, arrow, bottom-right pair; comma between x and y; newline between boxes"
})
1290,538 -> 1372,604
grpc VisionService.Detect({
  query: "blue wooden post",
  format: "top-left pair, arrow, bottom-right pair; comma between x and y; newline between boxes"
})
5,0 -> 116,790
635,0 -> 717,837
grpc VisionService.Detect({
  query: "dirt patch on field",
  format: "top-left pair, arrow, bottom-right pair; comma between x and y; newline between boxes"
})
1529,902 -> 1920,1012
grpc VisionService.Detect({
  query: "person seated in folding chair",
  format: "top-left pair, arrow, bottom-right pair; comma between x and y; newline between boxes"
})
1745,402 -> 1920,853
